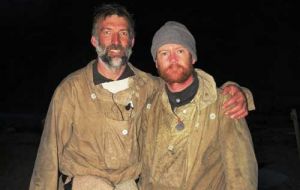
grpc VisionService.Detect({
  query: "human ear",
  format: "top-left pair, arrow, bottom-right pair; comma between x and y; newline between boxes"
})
90,36 -> 98,48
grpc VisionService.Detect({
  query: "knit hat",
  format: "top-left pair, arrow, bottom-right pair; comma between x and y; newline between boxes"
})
151,21 -> 197,61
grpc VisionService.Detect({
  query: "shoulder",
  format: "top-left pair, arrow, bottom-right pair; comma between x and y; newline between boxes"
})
129,63 -> 158,81
58,68 -> 85,90
128,63 -> 161,89
53,63 -> 90,99
195,68 -> 217,96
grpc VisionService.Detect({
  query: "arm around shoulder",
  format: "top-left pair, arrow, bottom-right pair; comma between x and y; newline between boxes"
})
221,81 -> 255,111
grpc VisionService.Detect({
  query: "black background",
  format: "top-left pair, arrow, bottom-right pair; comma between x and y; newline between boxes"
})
1,0 -> 300,189
1,0 -> 300,116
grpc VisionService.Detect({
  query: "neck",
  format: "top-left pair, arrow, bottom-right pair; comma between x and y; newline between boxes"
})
97,60 -> 126,81
166,74 -> 194,93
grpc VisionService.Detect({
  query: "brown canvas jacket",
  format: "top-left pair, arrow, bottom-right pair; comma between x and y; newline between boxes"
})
139,69 -> 258,190
29,60 -> 159,190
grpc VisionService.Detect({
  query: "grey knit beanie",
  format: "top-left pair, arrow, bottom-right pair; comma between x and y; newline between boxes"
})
151,21 -> 197,61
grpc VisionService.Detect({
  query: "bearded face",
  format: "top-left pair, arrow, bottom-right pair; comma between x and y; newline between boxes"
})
156,55 -> 194,84
95,40 -> 133,69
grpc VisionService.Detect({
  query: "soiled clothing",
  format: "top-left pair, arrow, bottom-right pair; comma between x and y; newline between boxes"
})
29,60 -> 159,190
71,176 -> 138,190
139,69 -> 258,190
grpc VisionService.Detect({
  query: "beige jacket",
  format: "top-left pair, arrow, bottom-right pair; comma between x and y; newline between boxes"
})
139,69 -> 258,190
29,60 -> 159,190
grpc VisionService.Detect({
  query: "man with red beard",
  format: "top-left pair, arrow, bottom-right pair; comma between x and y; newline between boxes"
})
139,21 -> 258,190
30,4 -> 255,190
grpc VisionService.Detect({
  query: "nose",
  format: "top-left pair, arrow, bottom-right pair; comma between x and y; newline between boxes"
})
169,51 -> 178,63
111,33 -> 120,45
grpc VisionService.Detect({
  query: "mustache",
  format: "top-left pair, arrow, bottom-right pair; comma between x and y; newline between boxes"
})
167,63 -> 183,70
107,44 -> 124,51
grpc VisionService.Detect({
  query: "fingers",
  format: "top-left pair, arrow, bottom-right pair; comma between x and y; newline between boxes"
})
236,111 -> 248,119
223,98 -> 235,109
222,84 -> 248,119
222,85 -> 232,95
225,103 -> 248,119
222,91 -> 243,109
222,85 -> 235,95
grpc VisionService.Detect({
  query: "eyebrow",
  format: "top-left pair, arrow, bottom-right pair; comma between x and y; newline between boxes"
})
100,27 -> 129,32
158,49 -> 168,53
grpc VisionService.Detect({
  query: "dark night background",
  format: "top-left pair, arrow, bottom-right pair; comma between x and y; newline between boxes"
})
1,0 -> 300,189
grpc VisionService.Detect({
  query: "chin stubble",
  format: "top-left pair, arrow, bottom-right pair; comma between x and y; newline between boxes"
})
95,43 -> 132,69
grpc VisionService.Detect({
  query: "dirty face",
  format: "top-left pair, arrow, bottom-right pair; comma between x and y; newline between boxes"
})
156,43 -> 195,83
91,15 -> 134,69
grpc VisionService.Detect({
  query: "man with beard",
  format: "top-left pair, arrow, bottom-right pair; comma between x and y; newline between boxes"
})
30,4 -> 255,190
139,21 -> 258,190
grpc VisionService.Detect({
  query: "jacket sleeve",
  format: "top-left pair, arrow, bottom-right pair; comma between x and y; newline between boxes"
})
29,85 -> 74,190
218,94 -> 258,190
221,81 -> 255,111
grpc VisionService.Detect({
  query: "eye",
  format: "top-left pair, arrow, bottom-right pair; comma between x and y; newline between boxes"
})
177,49 -> 184,54
159,51 -> 169,57
119,30 -> 129,38
162,52 -> 168,56
102,29 -> 111,36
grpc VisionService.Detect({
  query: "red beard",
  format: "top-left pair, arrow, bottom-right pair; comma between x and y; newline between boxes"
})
158,63 -> 193,83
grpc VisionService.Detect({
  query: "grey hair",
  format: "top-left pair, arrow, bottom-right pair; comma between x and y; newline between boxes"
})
91,3 -> 135,39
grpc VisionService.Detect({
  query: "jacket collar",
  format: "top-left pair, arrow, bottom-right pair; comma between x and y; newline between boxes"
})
193,68 -> 217,110
84,59 -> 146,92
92,62 -> 135,85
161,68 -> 217,111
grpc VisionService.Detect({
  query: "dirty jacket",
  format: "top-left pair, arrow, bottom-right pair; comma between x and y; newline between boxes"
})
29,60 -> 159,190
139,69 -> 258,190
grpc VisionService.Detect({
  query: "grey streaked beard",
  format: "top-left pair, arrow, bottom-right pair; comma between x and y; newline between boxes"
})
95,44 -> 132,69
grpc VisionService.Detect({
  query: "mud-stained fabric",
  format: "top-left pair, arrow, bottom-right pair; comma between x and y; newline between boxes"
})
72,176 -> 138,190
29,60 -> 159,190
139,69 -> 258,190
